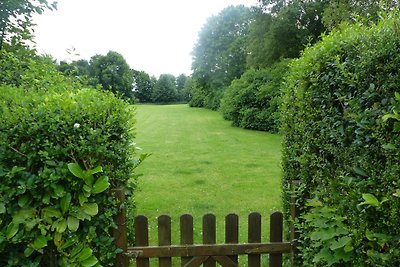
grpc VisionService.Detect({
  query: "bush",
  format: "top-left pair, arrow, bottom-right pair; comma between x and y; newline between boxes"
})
0,53 -> 142,266
282,11 -> 400,266
220,60 -> 290,132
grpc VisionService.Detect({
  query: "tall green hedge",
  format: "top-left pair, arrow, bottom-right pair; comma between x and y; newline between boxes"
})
282,11 -> 400,266
0,51 -> 142,266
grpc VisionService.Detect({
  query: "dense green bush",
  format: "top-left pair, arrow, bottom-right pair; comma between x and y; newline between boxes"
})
0,52 -> 142,266
282,11 -> 400,266
220,60 -> 289,132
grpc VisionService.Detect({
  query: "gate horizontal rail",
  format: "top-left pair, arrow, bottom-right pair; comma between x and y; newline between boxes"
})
127,242 -> 292,258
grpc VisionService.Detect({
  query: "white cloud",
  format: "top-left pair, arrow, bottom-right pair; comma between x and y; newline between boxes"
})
33,0 -> 258,77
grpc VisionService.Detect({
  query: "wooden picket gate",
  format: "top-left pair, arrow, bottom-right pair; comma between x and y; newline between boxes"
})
112,185 -> 299,267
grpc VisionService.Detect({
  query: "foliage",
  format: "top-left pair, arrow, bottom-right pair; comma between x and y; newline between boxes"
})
322,0 -> 398,29
151,74 -> 177,103
0,48 -> 81,92
0,0 -> 57,50
190,5 -> 253,110
249,1 -> 326,68
176,74 -> 190,102
132,70 -> 154,103
0,47 -> 143,266
282,10 -> 400,266
89,51 -> 134,102
220,60 -> 290,132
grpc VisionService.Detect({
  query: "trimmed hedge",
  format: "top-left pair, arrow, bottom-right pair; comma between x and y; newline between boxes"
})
282,11 -> 400,266
220,60 -> 290,132
0,52 -> 142,266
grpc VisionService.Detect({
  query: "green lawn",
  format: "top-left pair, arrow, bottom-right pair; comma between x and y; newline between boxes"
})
133,104 -> 282,246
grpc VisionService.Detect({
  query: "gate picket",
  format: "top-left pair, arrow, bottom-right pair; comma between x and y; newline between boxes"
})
180,214 -> 194,266
135,215 -> 149,267
248,212 -> 261,267
203,214 -> 217,267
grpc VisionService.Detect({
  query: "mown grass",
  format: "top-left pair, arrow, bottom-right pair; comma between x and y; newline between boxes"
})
133,104 -> 282,253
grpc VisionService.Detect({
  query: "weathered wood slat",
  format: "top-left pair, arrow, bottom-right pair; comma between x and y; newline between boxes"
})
135,215 -> 150,267
248,212 -> 261,267
269,212 -> 283,267
225,214 -> 239,264
180,214 -> 193,266
125,242 -> 292,258
182,256 -> 209,267
113,189 -> 128,267
203,214 -> 216,267
158,215 -> 172,267
212,255 -> 238,267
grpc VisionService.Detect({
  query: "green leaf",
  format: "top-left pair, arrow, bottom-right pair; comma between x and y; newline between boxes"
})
67,216 -> 79,232
12,208 -> 35,224
0,202 -> 6,214
45,160 -> 57,166
81,203 -> 98,216
382,143 -> 396,150
311,227 -> 337,241
79,193 -> 88,205
87,166 -> 102,176
60,193 -> 72,213
42,207 -> 62,219
359,193 -> 380,207
55,218 -> 67,233
330,236 -> 352,250
352,167 -> 368,177
59,237 -> 76,250
78,247 -> 93,262
81,256 -> 98,267
53,184 -> 65,197
6,223 -> 19,239
33,235 -> 48,249
68,163 -> 85,179
18,195 -> 30,207
24,247 -> 34,257
92,176 -> 110,194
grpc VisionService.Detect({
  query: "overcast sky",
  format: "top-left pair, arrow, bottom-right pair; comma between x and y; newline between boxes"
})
33,0 -> 258,78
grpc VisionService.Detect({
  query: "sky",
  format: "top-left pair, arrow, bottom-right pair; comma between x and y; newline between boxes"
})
33,0 -> 258,78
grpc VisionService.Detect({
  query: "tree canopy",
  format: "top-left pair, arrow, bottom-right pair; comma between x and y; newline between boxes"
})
89,51 -> 134,101
0,0 -> 57,50
190,5 -> 253,109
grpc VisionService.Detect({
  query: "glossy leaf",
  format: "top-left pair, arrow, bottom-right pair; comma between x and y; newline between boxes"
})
6,223 -> 19,239
67,216 -> 79,232
33,235 -> 48,249
81,203 -> 98,216
68,163 -> 85,179
60,193 -> 72,214
81,256 -> 98,267
92,176 -> 110,194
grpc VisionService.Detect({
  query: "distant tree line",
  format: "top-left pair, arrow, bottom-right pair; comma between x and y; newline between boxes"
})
57,51 -> 191,104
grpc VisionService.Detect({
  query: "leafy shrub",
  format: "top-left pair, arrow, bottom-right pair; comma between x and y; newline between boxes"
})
0,53 -> 142,266
0,49 -> 81,92
282,11 -> 400,266
221,60 -> 290,132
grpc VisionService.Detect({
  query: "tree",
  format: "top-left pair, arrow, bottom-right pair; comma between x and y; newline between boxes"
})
89,51 -> 134,101
249,1 -> 327,67
191,5 -> 253,109
152,74 -> 177,103
322,0 -> 398,29
132,69 -> 154,103
0,0 -> 57,50
176,74 -> 189,102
